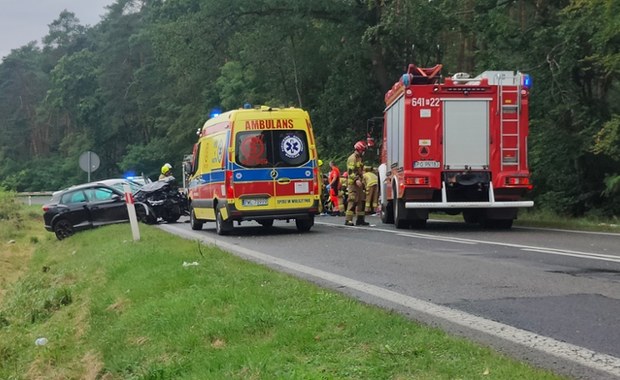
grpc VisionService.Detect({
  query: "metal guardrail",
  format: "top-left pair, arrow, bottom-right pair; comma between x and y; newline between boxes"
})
15,192 -> 54,206
15,192 -> 54,197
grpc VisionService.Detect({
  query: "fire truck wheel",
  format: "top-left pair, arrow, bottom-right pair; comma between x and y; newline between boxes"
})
394,199 -> 408,229
380,201 -> 394,224
190,207 -> 204,230
410,219 -> 427,229
483,218 -> 513,229
215,208 -> 233,235
463,210 -> 480,224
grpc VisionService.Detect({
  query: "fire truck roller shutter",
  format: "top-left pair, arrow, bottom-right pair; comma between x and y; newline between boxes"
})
442,99 -> 491,170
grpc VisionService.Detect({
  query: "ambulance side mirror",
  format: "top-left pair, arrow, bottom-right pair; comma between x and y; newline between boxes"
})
183,161 -> 193,176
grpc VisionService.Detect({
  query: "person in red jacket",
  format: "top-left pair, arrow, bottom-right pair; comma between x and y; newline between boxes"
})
327,161 -> 340,215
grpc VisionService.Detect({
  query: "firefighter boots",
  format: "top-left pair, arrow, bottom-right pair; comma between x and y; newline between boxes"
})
355,217 -> 370,226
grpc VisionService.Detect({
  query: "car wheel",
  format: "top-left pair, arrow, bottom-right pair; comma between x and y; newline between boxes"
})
215,208 -> 233,235
190,207 -> 204,230
54,219 -> 74,240
164,213 -> 181,223
136,204 -> 157,224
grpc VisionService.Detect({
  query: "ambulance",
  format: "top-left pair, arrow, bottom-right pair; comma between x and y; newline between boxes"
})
186,106 -> 321,235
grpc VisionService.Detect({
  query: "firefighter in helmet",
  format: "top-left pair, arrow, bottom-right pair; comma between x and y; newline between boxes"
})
345,141 -> 369,226
159,163 -> 172,180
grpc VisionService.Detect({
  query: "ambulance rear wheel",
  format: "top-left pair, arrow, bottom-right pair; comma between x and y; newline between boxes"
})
394,199 -> 408,229
258,219 -> 274,227
215,208 -> 233,235
380,201 -> 394,224
190,207 -> 204,230
295,216 -> 314,232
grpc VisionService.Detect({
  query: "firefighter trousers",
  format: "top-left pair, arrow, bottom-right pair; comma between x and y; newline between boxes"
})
345,186 -> 365,222
365,185 -> 378,214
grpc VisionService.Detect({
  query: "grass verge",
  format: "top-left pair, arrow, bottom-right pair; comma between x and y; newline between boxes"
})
0,209 -> 564,379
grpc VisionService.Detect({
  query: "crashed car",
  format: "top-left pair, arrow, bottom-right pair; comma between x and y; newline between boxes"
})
43,179 -> 145,240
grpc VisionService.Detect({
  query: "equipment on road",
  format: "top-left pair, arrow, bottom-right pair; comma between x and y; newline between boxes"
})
379,64 -> 534,229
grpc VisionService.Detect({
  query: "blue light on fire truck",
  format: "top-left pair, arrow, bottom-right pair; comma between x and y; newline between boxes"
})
522,74 -> 532,89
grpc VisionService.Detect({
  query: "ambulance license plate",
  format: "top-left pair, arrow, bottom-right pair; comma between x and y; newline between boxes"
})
414,160 -> 440,168
242,198 -> 268,207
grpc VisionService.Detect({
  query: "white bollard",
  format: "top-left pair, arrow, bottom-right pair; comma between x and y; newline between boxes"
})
123,184 -> 141,241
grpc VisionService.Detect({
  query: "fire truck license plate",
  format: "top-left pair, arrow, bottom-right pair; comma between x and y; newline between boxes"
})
414,160 -> 440,168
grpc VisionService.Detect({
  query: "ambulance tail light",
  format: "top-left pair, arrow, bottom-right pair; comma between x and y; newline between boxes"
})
312,167 -> 319,194
405,176 -> 429,186
225,170 -> 235,199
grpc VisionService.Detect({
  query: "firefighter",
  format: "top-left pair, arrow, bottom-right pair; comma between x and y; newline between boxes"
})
363,166 -> 379,215
338,172 -> 348,216
159,163 -> 172,180
328,161 -> 340,215
345,141 -> 369,226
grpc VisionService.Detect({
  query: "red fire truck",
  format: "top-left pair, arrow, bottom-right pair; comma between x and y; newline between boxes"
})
378,64 -> 533,229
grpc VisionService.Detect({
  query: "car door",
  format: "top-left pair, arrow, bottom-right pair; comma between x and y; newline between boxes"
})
84,186 -> 129,226
58,189 -> 92,230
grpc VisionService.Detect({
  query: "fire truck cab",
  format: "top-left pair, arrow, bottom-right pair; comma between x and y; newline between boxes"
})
379,64 -> 534,229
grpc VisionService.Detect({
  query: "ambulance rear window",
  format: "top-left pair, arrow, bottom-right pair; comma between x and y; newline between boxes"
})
235,130 -> 309,168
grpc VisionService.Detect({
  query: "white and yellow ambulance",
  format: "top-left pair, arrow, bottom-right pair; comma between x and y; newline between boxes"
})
186,106 -> 321,235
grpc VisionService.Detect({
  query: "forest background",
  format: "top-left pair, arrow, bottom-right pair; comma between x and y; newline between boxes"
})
0,0 -> 618,218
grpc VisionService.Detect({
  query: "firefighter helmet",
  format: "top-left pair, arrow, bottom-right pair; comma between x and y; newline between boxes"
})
354,141 -> 367,152
161,163 -> 172,174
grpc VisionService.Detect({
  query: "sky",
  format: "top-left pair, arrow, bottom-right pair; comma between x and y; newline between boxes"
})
1,0 -> 115,60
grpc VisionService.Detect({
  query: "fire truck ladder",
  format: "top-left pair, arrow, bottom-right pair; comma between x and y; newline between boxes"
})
497,73 -> 522,171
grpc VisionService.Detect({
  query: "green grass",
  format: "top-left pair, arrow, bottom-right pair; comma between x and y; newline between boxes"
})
1,199 -> 614,378
516,209 -> 620,232
0,216 -> 565,379
430,209 -> 620,233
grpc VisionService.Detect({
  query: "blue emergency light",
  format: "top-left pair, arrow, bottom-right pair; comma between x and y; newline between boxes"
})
522,74 -> 532,89
210,107 -> 222,119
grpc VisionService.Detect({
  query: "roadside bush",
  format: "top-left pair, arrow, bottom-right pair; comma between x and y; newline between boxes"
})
0,188 -> 20,221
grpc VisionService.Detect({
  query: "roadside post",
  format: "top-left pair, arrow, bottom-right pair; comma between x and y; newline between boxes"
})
123,184 -> 141,241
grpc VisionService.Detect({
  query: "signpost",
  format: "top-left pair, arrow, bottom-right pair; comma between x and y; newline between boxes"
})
78,151 -> 100,182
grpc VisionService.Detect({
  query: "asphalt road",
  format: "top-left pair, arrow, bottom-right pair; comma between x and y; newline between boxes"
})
159,215 -> 620,379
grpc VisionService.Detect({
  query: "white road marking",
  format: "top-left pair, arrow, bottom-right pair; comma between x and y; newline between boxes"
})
161,224 -> 620,377
319,221 -> 620,264
395,233 -> 478,244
